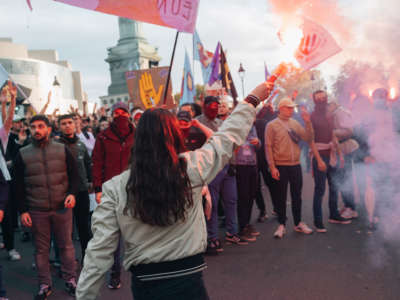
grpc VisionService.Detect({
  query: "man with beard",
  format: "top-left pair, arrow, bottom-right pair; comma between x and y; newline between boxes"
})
14,115 -> 79,299
310,90 -> 350,233
58,114 -> 92,263
92,102 -> 135,289
196,96 -> 222,131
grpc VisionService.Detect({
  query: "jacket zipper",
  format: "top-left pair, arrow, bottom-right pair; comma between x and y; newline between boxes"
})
42,146 -> 52,210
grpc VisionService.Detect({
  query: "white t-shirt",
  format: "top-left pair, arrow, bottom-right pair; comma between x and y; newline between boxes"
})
77,131 -> 96,156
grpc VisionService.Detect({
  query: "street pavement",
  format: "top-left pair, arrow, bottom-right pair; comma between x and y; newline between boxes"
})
2,172 -> 400,300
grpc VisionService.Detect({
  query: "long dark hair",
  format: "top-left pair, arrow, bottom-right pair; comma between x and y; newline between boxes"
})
125,108 -> 193,226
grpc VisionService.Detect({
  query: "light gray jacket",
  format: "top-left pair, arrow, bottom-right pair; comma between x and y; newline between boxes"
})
76,102 -> 256,299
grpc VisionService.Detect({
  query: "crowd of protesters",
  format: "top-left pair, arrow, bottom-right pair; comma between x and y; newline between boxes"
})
0,78 -> 393,299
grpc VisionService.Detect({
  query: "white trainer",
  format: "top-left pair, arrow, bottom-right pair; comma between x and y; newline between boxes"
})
341,208 -> 358,219
8,249 -> 21,261
274,225 -> 286,239
294,222 -> 313,234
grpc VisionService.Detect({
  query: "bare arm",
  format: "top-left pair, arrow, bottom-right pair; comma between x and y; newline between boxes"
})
3,82 -> 17,134
310,140 -> 327,172
39,91 -> 52,114
191,119 -> 214,139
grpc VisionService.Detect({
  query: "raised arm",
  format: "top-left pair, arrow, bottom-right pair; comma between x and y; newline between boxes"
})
2,81 -> 17,134
183,82 -> 273,187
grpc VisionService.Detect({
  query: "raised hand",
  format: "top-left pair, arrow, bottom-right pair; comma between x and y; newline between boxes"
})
139,72 -> 164,108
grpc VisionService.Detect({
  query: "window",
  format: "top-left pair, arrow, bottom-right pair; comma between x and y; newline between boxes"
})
110,99 -> 115,104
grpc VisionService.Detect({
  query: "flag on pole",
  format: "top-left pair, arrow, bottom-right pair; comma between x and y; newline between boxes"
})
193,30 -> 214,84
180,49 -> 195,105
208,42 -> 221,87
26,0 -> 33,11
54,0 -> 200,33
295,18 -> 342,70
220,46 -> 238,102
264,62 -> 270,81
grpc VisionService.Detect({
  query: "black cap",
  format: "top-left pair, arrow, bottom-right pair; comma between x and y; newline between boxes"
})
204,96 -> 219,106
177,110 -> 192,122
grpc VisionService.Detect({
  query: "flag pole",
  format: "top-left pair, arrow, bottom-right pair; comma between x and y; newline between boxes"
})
163,30 -> 180,105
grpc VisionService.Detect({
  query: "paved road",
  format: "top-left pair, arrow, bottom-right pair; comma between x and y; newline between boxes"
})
3,173 -> 400,300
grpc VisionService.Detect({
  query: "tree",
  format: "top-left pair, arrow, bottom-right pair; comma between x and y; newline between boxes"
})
274,63 -> 325,108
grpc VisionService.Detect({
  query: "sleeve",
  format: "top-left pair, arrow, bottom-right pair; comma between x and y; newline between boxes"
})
84,146 -> 92,183
65,147 -> 79,196
14,151 -> 28,213
76,181 -> 121,300
293,119 -> 314,143
182,102 -> 256,187
265,123 -> 276,169
92,137 -> 105,193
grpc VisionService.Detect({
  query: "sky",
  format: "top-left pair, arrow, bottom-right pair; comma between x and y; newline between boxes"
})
0,0 -> 397,104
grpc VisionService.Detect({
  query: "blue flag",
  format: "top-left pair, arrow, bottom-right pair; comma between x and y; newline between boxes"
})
180,50 -> 195,105
193,30 -> 214,84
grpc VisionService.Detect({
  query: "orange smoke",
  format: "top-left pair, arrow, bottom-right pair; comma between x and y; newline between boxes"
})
268,0 -> 352,43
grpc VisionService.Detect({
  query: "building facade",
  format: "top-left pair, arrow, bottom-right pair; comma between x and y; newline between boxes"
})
0,37 -> 88,114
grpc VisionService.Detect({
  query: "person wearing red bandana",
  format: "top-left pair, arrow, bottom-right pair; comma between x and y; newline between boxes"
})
92,102 -> 135,290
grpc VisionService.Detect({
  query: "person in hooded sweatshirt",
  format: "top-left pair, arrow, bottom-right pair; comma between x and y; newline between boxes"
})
92,102 -> 135,290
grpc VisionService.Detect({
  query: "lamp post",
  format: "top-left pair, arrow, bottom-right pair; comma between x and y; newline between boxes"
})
52,76 -> 61,112
238,63 -> 245,99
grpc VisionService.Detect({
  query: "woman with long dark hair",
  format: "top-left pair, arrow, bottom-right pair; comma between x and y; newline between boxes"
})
76,82 -> 272,300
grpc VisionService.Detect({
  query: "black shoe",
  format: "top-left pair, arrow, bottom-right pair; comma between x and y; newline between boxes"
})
108,277 -> 121,290
65,278 -> 77,296
35,285 -> 52,300
225,232 -> 248,245
329,216 -> 352,224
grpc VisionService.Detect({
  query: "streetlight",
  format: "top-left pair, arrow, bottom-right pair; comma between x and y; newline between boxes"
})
238,63 -> 245,99
52,76 -> 61,112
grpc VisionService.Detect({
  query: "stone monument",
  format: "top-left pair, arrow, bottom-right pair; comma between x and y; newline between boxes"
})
100,18 -> 161,106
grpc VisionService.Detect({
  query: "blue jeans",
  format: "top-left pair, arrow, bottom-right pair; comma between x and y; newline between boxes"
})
207,165 -> 238,238
0,265 -> 6,297
312,156 -> 340,226
335,154 -> 356,210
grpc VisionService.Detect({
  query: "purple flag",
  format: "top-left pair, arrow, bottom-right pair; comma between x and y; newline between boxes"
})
208,42 -> 221,87
264,62 -> 270,81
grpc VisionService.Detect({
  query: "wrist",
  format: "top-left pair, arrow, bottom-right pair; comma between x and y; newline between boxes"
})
245,95 -> 261,108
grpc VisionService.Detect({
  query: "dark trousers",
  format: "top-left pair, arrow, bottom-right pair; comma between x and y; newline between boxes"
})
255,164 -> 277,213
30,209 -> 76,286
272,165 -> 303,226
236,165 -> 258,231
0,180 -> 14,251
312,156 -> 340,225
131,272 -> 209,300
74,191 -> 92,260
1,203 -> 14,251
0,265 -> 5,297
335,154 -> 356,210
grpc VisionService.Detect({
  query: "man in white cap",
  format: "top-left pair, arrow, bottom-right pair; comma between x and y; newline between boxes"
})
265,97 -> 314,238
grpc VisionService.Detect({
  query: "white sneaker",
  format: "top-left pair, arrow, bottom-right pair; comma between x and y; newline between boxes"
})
8,249 -> 21,261
294,222 -> 313,234
341,208 -> 358,219
273,225 -> 286,239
